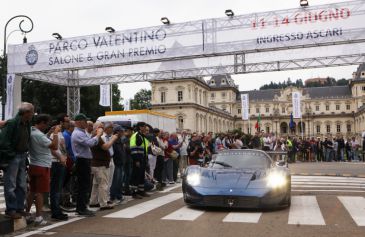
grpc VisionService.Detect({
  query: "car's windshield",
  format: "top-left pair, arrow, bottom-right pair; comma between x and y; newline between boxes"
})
211,151 -> 271,169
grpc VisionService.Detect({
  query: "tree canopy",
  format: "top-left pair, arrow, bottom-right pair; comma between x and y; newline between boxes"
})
130,89 -> 151,110
259,77 -> 349,90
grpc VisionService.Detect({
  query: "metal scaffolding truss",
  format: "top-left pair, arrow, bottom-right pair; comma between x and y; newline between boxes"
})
7,0 -> 365,116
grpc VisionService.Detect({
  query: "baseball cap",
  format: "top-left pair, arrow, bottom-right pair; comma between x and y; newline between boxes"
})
136,122 -> 146,128
74,113 -> 89,121
113,125 -> 125,133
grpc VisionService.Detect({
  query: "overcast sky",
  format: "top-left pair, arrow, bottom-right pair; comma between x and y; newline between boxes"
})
1,0 -> 358,100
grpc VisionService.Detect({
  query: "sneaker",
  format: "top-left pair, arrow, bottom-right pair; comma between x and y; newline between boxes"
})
51,213 -> 68,221
77,209 -> 95,217
99,205 -> 114,211
156,183 -> 164,191
169,181 -> 175,185
89,203 -> 100,208
34,216 -> 47,226
5,211 -> 22,219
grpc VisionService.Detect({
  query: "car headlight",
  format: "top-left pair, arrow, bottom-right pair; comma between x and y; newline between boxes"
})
186,173 -> 200,186
267,172 -> 287,188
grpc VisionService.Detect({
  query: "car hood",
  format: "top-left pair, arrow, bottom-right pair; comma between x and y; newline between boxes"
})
198,168 -> 265,189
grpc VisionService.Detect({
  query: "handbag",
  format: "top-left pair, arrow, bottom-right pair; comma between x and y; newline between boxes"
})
151,144 -> 163,156
168,150 -> 179,160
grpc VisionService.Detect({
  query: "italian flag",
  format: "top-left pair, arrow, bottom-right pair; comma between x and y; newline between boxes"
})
255,114 -> 261,131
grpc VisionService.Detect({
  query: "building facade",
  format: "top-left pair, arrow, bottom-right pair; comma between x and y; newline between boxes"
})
151,64 -> 365,137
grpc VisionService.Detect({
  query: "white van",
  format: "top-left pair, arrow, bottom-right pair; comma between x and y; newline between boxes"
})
97,110 -> 176,133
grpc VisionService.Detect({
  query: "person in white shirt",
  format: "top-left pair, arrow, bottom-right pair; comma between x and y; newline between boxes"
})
179,131 -> 189,176
263,133 -> 272,151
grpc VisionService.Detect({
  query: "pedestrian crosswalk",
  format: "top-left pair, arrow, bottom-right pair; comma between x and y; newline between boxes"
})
104,194 -> 365,227
291,175 -> 365,193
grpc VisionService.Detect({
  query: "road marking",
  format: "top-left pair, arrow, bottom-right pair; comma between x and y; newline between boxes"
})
162,206 -> 204,221
291,181 -> 365,187
292,176 -> 365,181
292,190 -> 365,193
13,217 -> 84,237
160,184 -> 181,193
338,196 -> 365,226
223,212 -> 262,223
288,196 -> 325,225
104,193 -> 182,218
292,185 -> 365,189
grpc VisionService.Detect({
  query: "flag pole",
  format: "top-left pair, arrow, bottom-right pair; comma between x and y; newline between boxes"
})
301,116 -> 303,139
110,84 -> 113,112
248,116 -> 251,135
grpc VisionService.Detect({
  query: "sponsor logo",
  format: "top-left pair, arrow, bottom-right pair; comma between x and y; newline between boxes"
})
25,45 -> 38,66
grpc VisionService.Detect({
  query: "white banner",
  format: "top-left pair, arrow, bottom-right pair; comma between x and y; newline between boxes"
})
99,84 -> 111,107
292,92 -> 302,119
7,1 -> 365,74
123,98 -> 130,111
241,94 -> 249,120
5,74 -> 15,120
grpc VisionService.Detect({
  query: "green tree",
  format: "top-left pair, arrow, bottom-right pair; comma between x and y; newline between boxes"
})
21,79 -> 123,121
130,89 -> 151,110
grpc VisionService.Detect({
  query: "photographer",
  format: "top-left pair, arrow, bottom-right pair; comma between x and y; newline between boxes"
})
187,133 -> 204,166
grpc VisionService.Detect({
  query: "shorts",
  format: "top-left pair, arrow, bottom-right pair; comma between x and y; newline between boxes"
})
29,165 -> 50,193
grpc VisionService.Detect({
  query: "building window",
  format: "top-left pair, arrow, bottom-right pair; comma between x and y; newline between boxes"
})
211,93 -> 215,99
221,92 -> 226,98
265,107 -> 269,113
362,86 -> 365,91
316,125 -> 320,133
336,104 -> 340,110
222,105 -> 227,111
346,104 -> 350,110
178,116 -> 184,130
266,127 -> 270,133
326,105 -> 329,111
210,80 -> 215,85
282,107 -> 285,113
248,108 -> 250,113
347,124 -> 351,132
221,79 -> 226,84
160,91 -> 166,103
238,109 -> 241,114
326,125 -> 331,133
256,108 -> 260,113
336,124 -> 341,133
177,91 -> 183,102
315,105 -> 319,111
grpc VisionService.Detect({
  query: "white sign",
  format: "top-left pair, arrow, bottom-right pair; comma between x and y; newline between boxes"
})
5,74 -> 15,120
123,99 -> 130,111
7,1 -> 365,74
292,92 -> 302,119
99,84 -> 111,107
241,94 -> 249,120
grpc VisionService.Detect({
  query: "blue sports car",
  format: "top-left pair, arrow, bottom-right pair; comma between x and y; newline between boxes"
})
182,149 -> 291,208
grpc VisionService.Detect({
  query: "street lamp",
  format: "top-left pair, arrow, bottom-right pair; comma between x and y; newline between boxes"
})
52,33 -> 62,40
2,15 -> 34,120
225,9 -> 234,17
300,0 -> 309,7
161,17 -> 170,25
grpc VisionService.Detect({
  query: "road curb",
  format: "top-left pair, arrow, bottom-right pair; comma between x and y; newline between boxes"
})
291,173 -> 365,178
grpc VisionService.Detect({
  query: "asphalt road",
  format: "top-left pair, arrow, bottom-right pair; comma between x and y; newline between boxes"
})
5,163 -> 365,237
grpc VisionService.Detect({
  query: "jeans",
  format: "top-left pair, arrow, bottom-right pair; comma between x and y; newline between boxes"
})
75,158 -> 91,212
4,153 -> 27,213
338,148 -> 344,161
110,165 -> 124,200
162,159 -> 173,183
50,162 -> 66,215
154,155 -> 164,184
148,154 -> 156,178
326,149 -> 334,162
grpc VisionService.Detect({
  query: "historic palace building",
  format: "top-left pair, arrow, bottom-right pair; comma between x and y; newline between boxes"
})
151,64 -> 365,137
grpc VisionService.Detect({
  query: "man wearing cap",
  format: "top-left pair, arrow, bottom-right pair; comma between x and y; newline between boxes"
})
71,113 -> 103,216
130,122 -> 150,198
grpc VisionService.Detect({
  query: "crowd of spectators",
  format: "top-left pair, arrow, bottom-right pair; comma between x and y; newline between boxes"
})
0,102 -> 364,225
